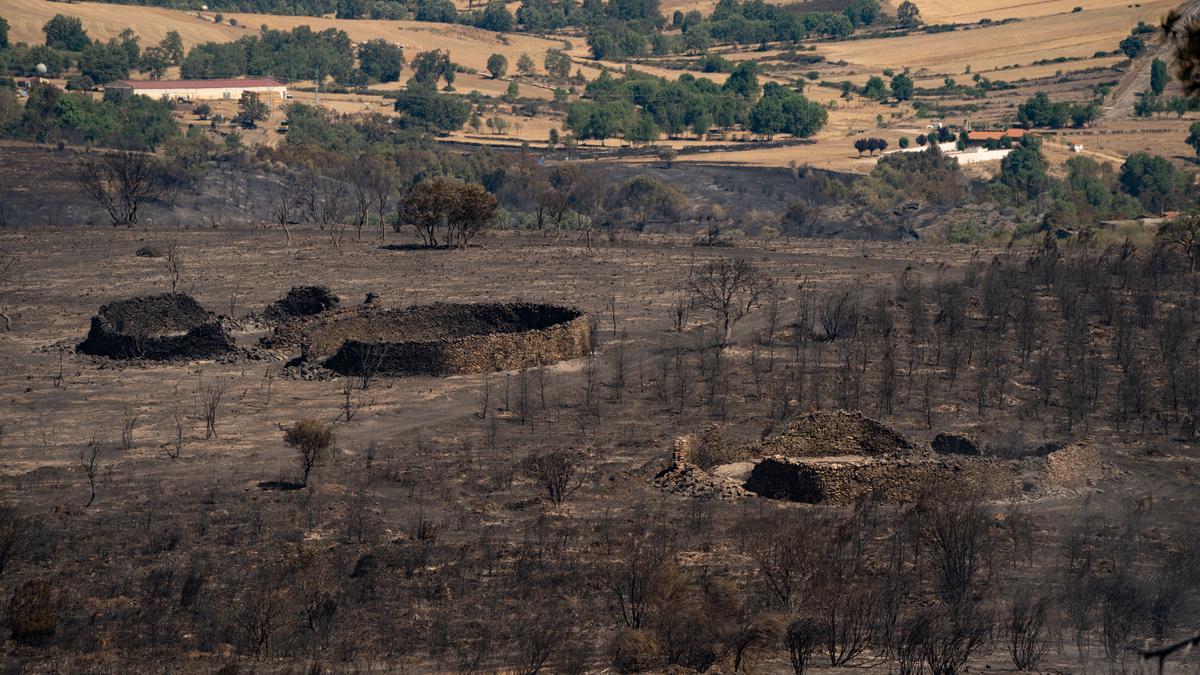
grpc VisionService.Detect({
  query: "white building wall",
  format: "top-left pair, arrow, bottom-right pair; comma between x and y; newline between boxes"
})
110,85 -> 287,102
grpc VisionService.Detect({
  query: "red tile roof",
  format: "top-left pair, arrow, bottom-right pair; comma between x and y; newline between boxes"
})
111,78 -> 285,89
967,129 -> 1027,141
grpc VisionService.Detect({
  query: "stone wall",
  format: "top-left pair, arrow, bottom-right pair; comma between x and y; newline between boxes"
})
1039,441 -> 1100,488
273,303 -> 590,377
77,294 -> 235,361
744,455 -> 1020,503
660,418 -> 1102,504
749,411 -> 916,458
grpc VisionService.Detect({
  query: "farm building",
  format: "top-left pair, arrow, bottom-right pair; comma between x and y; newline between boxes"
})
105,78 -> 287,103
965,128 -> 1027,144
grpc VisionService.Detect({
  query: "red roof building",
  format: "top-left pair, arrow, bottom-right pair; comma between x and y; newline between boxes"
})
105,78 -> 287,101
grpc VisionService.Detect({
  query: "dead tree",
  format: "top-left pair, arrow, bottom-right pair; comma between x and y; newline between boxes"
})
786,617 -> 822,675
270,186 -> 297,245
76,151 -> 166,226
687,258 -> 775,343
79,437 -> 103,507
163,242 -> 183,292
522,450 -> 584,504
199,378 -> 227,440
120,407 -> 139,450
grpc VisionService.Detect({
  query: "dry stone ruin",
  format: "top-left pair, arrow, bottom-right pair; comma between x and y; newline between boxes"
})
271,302 -> 590,377
77,293 -> 235,360
656,411 -> 1101,503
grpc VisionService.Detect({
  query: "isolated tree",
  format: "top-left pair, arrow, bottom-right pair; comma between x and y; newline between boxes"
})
235,91 -> 269,129
486,52 -> 508,79
1009,593 -> 1051,670
1150,58 -> 1168,95
517,52 -> 536,75
897,0 -> 922,28
79,438 -> 103,507
523,450 -> 584,504
409,49 -> 453,88
399,177 -> 496,247
76,151 -> 166,227
687,258 -> 775,342
0,16 -> 9,50
891,72 -> 914,101
544,49 -> 571,78
284,419 -> 335,487
1188,122 -> 1200,158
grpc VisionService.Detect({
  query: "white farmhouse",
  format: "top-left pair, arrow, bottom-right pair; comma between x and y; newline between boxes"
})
105,78 -> 287,104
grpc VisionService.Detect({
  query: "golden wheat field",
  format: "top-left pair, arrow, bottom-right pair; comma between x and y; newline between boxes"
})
818,1 -> 1174,75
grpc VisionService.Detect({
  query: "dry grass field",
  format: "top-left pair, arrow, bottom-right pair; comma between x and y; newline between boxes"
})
912,0 -> 1164,24
1,0 -> 241,48
818,1 -> 1174,74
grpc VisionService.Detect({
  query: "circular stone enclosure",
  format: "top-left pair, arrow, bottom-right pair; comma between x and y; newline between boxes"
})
305,303 -> 590,377
77,293 -> 235,360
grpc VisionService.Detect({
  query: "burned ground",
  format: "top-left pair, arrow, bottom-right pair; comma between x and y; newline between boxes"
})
0,225 -> 1198,672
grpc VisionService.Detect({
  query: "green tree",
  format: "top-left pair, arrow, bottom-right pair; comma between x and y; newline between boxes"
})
505,80 -> 520,100
891,73 -> 914,101
723,61 -> 760,98
409,49 -> 453,88
897,0 -> 921,28
1120,152 -> 1188,212
415,0 -> 457,22
1151,58 -> 1168,95
844,0 -> 881,27
235,91 -> 270,128
565,99 -> 633,145
517,52 -> 536,75
43,14 -> 89,51
160,30 -> 184,66
138,47 -> 170,79
862,76 -> 888,101
544,49 -> 571,79
79,41 -> 132,85
999,136 -> 1049,200
0,15 -> 10,50
486,52 -> 508,79
358,39 -> 405,82
392,88 -> 469,132
478,1 -> 515,32
625,112 -> 659,145
1188,121 -> 1200,158
1119,35 -> 1145,59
